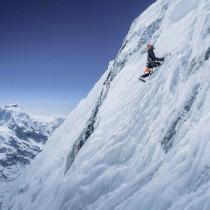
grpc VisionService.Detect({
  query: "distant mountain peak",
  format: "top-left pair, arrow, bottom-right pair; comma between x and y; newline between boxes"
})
0,104 -> 65,182
4,104 -> 23,112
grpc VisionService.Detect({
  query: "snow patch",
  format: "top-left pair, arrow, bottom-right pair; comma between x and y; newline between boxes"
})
169,0 -> 200,23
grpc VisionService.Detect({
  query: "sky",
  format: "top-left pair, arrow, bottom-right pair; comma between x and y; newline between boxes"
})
0,0 -> 155,116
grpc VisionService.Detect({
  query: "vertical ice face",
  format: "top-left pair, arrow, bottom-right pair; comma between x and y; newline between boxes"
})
2,0 -> 210,209
169,0 -> 200,22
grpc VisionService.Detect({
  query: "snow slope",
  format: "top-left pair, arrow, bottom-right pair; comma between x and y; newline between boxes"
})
2,0 -> 210,209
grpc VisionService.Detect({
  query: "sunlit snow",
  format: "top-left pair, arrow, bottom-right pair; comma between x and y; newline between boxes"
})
2,0 -> 210,209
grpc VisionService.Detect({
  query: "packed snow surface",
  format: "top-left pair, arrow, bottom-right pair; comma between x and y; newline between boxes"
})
2,0 -> 210,209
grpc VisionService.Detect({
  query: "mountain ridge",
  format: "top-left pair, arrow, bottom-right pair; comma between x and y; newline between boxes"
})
0,104 -> 64,181
2,0 -> 210,209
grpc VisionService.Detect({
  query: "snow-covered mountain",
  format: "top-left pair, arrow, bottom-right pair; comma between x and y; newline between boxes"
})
0,104 -> 64,181
2,0 -> 210,209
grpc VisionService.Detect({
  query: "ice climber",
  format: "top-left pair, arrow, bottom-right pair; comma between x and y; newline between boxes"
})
139,44 -> 165,82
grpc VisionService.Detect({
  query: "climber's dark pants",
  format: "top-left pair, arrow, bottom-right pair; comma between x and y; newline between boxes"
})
147,61 -> 162,68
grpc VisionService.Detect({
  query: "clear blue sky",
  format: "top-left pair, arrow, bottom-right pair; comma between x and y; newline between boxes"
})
0,0 -> 155,115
